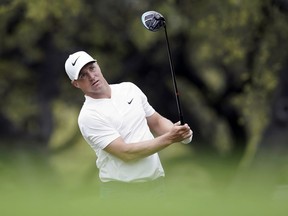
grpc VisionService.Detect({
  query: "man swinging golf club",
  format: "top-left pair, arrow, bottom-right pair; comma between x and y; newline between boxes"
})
64,12 -> 192,197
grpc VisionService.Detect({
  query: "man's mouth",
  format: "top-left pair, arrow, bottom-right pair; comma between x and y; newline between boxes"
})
92,80 -> 99,86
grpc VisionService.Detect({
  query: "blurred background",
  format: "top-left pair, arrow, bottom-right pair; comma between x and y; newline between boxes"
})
1,0 -> 288,215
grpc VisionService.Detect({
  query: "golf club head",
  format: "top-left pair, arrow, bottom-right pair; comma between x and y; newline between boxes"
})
141,11 -> 166,32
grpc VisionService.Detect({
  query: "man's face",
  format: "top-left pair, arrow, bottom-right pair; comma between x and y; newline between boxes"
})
72,62 -> 106,97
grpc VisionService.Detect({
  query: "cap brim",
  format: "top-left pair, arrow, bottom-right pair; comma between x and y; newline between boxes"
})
74,60 -> 96,80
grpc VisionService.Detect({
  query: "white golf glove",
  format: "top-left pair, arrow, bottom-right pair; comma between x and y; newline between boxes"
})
181,130 -> 193,144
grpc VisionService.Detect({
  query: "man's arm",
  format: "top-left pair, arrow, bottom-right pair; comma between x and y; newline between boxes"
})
104,115 -> 191,162
146,112 -> 174,136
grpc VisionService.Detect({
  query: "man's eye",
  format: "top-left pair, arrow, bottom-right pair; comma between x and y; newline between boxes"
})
89,66 -> 96,71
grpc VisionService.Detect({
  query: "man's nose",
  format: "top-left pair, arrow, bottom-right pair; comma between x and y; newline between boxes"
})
87,71 -> 95,80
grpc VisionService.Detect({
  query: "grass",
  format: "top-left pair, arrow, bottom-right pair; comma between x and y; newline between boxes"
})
0,143 -> 288,216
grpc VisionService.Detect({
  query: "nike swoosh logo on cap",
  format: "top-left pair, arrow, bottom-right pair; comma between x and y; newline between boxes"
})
128,98 -> 134,104
72,56 -> 80,66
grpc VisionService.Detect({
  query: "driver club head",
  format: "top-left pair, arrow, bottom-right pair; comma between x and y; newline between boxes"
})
141,11 -> 166,32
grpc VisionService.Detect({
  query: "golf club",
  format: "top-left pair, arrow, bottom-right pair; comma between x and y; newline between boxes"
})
141,11 -> 184,125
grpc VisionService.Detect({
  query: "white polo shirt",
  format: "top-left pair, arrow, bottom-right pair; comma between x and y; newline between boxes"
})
78,82 -> 165,182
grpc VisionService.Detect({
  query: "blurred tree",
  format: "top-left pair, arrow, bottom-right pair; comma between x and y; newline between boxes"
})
0,0 -> 287,165
242,0 -> 288,185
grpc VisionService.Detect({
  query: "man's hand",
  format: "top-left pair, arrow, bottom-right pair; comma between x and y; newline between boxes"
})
166,121 -> 192,143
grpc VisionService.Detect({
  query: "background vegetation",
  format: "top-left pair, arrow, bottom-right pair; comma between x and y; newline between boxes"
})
1,0 -> 288,215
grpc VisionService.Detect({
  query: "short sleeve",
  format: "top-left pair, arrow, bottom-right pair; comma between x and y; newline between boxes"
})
78,113 -> 121,150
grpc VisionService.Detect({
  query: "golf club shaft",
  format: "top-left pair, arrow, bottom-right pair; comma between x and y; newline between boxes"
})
163,25 -> 184,125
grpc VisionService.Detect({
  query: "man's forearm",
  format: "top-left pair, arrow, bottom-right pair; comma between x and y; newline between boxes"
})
104,134 -> 173,162
121,134 -> 174,161
104,121 -> 191,162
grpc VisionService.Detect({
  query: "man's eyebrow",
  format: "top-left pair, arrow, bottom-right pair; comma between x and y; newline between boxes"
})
79,70 -> 85,76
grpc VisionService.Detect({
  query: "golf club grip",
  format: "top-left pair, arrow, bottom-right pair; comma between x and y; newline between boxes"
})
180,114 -> 184,125
176,93 -> 184,125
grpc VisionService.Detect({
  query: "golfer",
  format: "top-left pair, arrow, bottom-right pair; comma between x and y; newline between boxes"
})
65,51 -> 193,196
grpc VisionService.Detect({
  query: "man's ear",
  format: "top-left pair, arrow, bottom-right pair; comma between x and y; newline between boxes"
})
71,80 -> 80,88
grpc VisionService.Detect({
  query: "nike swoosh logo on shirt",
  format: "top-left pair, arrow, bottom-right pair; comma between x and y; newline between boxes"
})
72,56 -> 80,66
128,98 -> 134,104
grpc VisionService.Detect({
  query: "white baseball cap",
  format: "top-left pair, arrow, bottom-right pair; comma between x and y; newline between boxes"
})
65,51 -> 96,80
